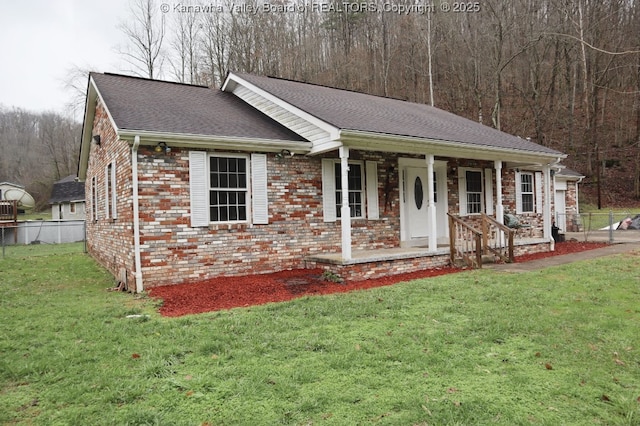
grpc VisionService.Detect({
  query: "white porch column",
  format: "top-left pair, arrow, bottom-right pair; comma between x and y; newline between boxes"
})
494,160 -> 504,223
426,154 -> 437,252
339,146 -> 352,260
543,164 -> 552,240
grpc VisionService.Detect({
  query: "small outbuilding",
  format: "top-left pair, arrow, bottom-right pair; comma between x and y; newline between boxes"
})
49,175 -> 86,220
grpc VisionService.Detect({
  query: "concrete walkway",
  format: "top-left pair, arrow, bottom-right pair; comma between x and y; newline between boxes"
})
487,241 -> 640,273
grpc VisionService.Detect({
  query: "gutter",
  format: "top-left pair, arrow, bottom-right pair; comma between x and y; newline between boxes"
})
339,130 -> 566,163
132,136 -> 143,292
117,130 -> 312,154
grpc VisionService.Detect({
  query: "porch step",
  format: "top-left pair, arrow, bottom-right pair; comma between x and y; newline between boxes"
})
481,254 -> 498,264
454,254 -> 498,269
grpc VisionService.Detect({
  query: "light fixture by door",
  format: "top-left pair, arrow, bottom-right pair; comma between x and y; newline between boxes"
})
154,142 -> 170,153
275,149 -> 293,159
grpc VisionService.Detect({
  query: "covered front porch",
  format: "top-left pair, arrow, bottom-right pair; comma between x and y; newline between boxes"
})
315,140 -> 560,280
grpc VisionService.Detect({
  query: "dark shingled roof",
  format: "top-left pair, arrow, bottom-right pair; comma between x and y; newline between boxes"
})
49,175 -> 85,204
557,168 -> 585,179
90,73 -> 305,141
235,73 -> 563,156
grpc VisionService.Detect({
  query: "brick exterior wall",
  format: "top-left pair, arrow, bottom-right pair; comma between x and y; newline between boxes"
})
135,149 -> 405,287
85,100 -> 135,286
85,103 -> 556,289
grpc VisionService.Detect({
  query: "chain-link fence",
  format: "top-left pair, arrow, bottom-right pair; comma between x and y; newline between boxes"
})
1,220 -> 86,258
556,211 -> 640,243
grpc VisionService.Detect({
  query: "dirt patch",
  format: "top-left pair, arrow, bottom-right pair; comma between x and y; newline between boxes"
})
148,241 -> 608,317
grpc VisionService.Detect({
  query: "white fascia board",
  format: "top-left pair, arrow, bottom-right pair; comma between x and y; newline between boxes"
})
340,130 -> 566,164
223,73 -> 341,141
78,76 -> 121,180
117,129 -> 312,153
308,139 -> 344,155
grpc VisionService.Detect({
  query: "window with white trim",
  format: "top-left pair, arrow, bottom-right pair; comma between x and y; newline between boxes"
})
209,155 -> 248,222
335,162 -> 364,218
91,176 -> 98,221
520,172 -> 534,212
104,161 -> 117,219
465,170 -> 483,214
321,158 -> 378,222
189,152 -> 268,227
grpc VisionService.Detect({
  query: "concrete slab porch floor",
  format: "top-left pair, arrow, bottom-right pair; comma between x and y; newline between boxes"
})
304,237 -> 551,281
305,237 -> 548,266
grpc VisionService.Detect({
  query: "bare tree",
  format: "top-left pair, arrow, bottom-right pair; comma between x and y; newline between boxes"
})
168,8 -> 201,84
118,0 -> 166,79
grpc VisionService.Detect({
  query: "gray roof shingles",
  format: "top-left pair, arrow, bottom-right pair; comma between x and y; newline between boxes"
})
50,175 -> 85,204
235,73 -> 563,156
90,73 -> 305,142
91,72 -> 563,157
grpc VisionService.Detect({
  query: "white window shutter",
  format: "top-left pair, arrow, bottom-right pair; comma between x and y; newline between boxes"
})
535,172 -> 543,214
515,171 -> 522,214
189,151 -> 209,227
484,168 -> 494,215
322,159 -> 337,222
251,153 -> 268,224
366,161 -> 379,220
111,160 -> 117,219
458,168 -> 467,215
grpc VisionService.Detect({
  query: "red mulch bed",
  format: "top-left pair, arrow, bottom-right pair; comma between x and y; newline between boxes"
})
148,241 -> 608,317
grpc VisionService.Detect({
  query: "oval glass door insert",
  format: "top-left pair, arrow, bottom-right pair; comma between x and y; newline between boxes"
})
414,176 -> 424,209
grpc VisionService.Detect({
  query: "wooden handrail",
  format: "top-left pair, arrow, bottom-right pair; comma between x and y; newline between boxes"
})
448,213 -> 483,268
481,213 -> 515,263
448,213 -> 516,268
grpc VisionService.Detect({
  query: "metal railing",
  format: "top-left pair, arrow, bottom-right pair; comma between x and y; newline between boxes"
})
556,210 -> 640,243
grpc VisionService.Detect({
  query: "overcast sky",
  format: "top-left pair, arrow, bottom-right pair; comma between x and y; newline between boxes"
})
0,0 -> 131,117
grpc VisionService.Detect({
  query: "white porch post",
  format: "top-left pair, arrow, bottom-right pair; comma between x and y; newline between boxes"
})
494,160 -> 505,246
543,164 -> 551,240
494,160 -> 504,223
339,146 -> 352,260
426,154 -> 437,252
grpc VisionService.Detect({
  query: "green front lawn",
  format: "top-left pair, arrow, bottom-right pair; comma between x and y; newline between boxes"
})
1,245 -> 639,425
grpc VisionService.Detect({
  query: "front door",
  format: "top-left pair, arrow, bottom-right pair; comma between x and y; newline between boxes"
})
400,160 -> 448,247
406,167 -> 430,243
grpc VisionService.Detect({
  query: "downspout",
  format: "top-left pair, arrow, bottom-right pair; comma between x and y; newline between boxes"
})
132,136 -> 143,292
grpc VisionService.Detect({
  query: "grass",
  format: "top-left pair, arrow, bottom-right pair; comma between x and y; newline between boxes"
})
1,246 -> 639,425
17,210 -> 52,221
579,204 -> 640,231
0,241 -> 85,258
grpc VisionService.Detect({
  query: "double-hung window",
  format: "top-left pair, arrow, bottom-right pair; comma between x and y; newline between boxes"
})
520,172 -> 534,213
465,170 -> 483,214
209,156 -> 248,222
189,151 -> 267,227
334,162 -> 364,218
516,171 -> 541,214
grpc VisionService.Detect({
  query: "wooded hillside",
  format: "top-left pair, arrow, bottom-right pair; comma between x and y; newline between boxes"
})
0,108 -> 81,210
118,0 -> 640,206
3,0 -> 639,210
